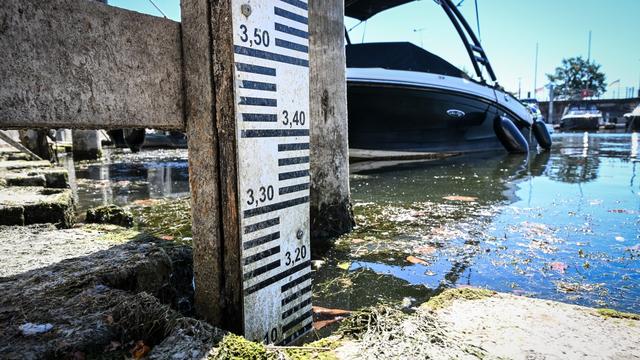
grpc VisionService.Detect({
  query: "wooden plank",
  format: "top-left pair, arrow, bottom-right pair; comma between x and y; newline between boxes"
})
180,0 -> 224,325
208,0 -> 244,334
0,0 -> 184,130
308,0 -> 355,240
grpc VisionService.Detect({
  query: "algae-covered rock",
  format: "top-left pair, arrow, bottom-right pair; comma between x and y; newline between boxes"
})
421,287 -> 496,310
5,173 -> 47,187
596,308 -> 640,321
86,205 -> 134,228
0,187 -> 75,228
39,169 -> 69,188
0,205 -> 25,226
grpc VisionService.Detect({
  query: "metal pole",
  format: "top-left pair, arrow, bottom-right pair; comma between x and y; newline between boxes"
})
518,77 -> 522,99
587,30 -> 592,62
474,0 -> 481,42
534,43 -> 539,99
548,84 -> 555,124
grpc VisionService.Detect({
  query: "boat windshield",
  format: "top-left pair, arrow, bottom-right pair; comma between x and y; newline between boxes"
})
565,105 -> 601,116
345,1 -> 482,81
346,42 -> 468,78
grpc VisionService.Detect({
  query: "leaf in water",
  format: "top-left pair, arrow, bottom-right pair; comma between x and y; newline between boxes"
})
414,245 -> 436,255
131,340 -> 151,360
406,255 -> 429,266
313,306 -> 351,317
312,306 -> 350,330
550,262 -> 568,273
337,262 -> 351,270
443,195 -> 478,202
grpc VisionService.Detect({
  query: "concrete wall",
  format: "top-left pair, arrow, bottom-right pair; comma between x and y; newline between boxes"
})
540,98 -> 640,124
0,0 -> 184,130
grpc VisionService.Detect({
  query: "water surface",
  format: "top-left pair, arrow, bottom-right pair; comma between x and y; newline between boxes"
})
68,134 -> 640,313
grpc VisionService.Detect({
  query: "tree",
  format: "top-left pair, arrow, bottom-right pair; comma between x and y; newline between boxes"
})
546,57 -> 607,100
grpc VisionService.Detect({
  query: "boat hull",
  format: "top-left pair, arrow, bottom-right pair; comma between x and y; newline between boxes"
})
347,81 -> 530,153
560,116 -> 600,131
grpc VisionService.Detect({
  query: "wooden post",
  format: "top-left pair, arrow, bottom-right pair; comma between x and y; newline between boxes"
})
182,0 -> 313,344
308,0 -> 355,242
180,0 -> 225,326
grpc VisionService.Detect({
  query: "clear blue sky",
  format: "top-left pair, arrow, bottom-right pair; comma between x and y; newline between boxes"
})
109,0 -> 640,100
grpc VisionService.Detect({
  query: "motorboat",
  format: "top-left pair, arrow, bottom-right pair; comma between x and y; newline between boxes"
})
623,104 -> 640,132
559,104 -> 602,131
344,0 -> 551,154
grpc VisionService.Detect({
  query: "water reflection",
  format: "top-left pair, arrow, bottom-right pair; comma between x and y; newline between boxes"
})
316,134 -> 640,314
65,149 -> 190,214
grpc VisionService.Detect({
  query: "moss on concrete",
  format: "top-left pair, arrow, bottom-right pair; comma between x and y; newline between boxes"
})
86,205 -> 134,227
422,288 -> 496,310
4,173 -> 47,187
0,187 -> 76,228
596,308 -> 640,321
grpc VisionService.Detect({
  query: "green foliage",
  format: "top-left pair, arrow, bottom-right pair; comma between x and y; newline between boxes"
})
547,57 -> 607,100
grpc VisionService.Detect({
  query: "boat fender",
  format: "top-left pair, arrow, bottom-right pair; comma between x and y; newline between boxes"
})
532,119 -> 552,150
494,116 -> 529,154
123,129 -> 146,153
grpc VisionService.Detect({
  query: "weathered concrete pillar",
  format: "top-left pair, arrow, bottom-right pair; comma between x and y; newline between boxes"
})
308,0 -> 355,241
72,130 -> 102,161
18,129 -> 52,160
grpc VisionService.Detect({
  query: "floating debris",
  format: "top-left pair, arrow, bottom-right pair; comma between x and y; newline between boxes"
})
19,323 -> 53,336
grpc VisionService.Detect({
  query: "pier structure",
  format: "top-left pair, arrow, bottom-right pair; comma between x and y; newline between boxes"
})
0,0 -> 351,344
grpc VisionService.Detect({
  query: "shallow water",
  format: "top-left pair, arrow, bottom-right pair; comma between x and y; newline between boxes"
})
69,134 -> 640,313
64,149 -> 190,215
317,133 -> 639,313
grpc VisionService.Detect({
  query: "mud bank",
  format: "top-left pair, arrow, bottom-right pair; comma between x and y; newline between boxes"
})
0,225 -> 222,359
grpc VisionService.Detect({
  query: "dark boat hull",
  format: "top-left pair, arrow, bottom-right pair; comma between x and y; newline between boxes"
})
560,117 -> 600,131
347,82 -> 530,153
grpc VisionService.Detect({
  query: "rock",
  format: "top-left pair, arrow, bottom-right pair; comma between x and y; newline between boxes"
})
0,187 -> 75,228
86,205 -> 134,228
4,173 -> 47,187
0,205 -> 24,226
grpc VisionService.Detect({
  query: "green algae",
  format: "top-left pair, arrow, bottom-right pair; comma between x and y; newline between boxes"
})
596,308 -> 640,321
210,334 -> 340,360
129,197 -> 192,243
422,288 -> 496,310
